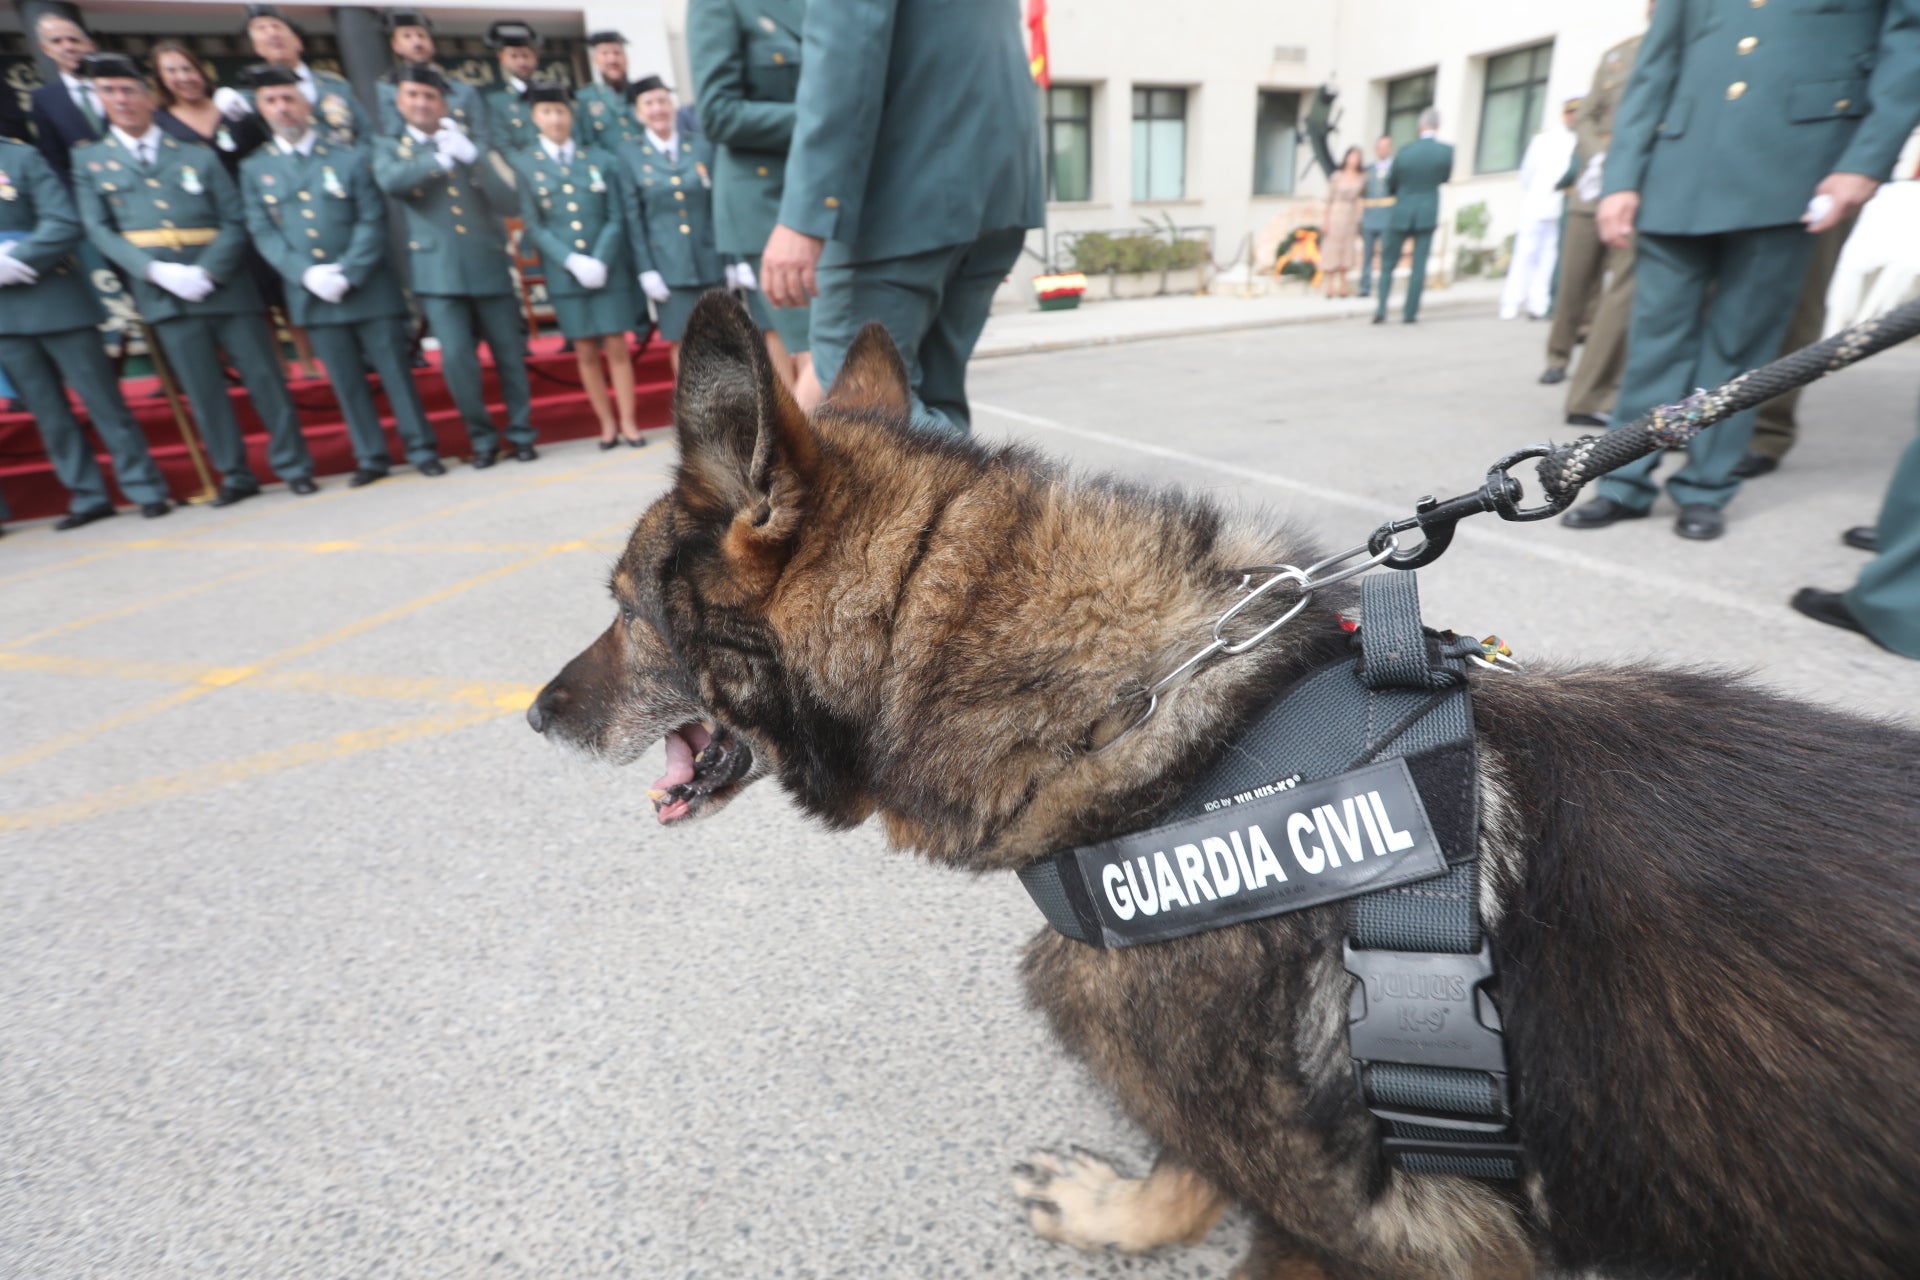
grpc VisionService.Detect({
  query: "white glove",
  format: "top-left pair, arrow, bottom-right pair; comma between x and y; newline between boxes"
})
639,270 -> 670,303
0,244 -> 38,286
147,261 -> 217,302
726,261 -> 757,292
564,253 -> 607,290
434,122 -> 478,167
301,263 -> 350,303
1576,152 -> 1606,204
212,86 -> 255,121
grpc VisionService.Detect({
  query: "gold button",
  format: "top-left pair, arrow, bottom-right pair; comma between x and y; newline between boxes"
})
154,199 -> 169,209
1737,36 -> 1757,54
455,224 -> 467,234
1726,82 -> 1747,100
409,240 -> 420,250
679,225 -> 690,234
301,208 -> 315,219
566,201 -> 578,211
307,228 -> 319,238
145,177 -> 160,187
824,196 -> 839,208
447,186 -> 459,196
673,191 -> 684,201
1835,98 -> 1852,111
264,195 -> 278,204
772,52 -> 785,64
574,239 -> 586,248
298,191 -> 311,201
571,220 -> 582,229
563,183 -> 575,193
450,205 -> 463,215
312,248 -> 325,258
756,166 -> 767,176
1750,0 -> 1764,6
160,219 -> 175,228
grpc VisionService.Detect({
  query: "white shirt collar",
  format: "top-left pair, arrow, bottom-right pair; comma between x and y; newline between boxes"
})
506,74 -> 527,95
61,71 -> 89,94
277,129 -> 318,156
1419,130 -> 1438,139
539,136 -> 574,164
405,123 -> 436,144
646,128 -> 677,157
111,123 -> 163,154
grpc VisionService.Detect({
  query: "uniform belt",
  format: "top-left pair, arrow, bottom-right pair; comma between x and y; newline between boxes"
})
123,227 -> 220,249
1361,198 -> 1396,208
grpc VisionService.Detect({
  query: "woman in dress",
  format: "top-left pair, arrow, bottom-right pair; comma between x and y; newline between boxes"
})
512,81 -> 646,448
1320,145 -> 1366,299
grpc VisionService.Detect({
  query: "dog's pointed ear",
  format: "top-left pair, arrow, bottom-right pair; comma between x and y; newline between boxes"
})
822,321 -> 911,417
673,290 -> 817,517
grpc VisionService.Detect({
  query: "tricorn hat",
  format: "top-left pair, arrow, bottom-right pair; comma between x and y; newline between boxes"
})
486,20 -> 542,50
393,61 -> 449,93
521,78 -> 571,106
626,75 -> 669,101
79,52 -> 146,82
586,30 -> 626,46
244,62 -> 302,89
384,8 -> 433,33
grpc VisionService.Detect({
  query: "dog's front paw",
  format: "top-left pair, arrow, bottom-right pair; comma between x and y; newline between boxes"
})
1013,1147 -> 1138,1252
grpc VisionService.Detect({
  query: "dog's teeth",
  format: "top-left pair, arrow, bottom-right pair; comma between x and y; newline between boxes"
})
647,787 -> 667,801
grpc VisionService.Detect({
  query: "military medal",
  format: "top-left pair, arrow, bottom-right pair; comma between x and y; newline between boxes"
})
696,161 -> 710,188
261,173 -> 276,185
588,164 -> 605,193
591,101 -> 604,117
322,165 -> 346,199
0,172 -> 15,202
216,126 -> 236,152
760,16 -> 776,31
180,166 -> 204,195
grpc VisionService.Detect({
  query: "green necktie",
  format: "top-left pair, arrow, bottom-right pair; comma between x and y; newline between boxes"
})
75,86 -> 101,134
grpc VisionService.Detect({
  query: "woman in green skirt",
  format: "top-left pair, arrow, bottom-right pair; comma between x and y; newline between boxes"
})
512,80 -> 646,448
616,76 -> 727,383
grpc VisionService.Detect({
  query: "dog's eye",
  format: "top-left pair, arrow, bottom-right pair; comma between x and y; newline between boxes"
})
618,601 -> 637,625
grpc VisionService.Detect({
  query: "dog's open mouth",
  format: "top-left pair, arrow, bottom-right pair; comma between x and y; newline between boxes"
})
648,720 -> 754,824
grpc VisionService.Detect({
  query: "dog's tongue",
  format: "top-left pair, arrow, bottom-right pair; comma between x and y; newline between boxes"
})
651,727 -> 697,795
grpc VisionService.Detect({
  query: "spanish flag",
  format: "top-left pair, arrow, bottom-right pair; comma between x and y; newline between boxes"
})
1027,0 -> 1050,89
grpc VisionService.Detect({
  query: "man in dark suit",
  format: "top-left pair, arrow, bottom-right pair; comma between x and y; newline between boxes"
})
27,11 -> 103,183
1373,108 -> 1453,325
1357,135 -> 1393,299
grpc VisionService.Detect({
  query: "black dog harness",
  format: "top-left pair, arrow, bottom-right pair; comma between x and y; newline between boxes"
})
1019,572 -> 1522,1180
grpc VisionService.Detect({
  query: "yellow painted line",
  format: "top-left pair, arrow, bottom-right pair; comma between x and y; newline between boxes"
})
17,536 -> 634,557
4,559 -> 293,649
0,650 -> 539,710
0,706 -> 504,835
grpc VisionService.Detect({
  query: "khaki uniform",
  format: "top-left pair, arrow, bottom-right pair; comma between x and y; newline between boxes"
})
1749,211 -> 1859,461
1551,32 -> 1641,400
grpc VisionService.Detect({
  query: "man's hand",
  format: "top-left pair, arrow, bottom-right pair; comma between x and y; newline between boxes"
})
1596,190 -> 1639,249
434,122 -> 478,167
761,224 -> 823,308
1805,172 -> 1879,234
212,87 -> 255,121
638,270 -> 670,303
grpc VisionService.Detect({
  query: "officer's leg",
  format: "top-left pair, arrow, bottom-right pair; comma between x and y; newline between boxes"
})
1594,232 -> 1714,512
1403,229 -> 1432,321
1843,415 -> 1920,658
1565,238 -> 1635,417
811,240 -> 944,411
358,315 -> 441,467
1546,214 -> 1600,372
916,227 -> 1027,435
1750,213 -> 1855,463
1664,225 -> 1813,510
419,295 -> 498,454
1357,229 -> 1377,297
153,316 -> 255,486
1373,231 -> 1405,320
212,312 -> 313,482
0,333 -> 112,512
474,294 -> 536,447
44,327 -> 169,507
305,323 -> 390,472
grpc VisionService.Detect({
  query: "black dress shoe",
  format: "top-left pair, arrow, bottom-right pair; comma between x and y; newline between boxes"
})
1402,316 -> 1417,324
140,500 -> 171,519
1674,504 -> 1725,541
1730,451 -> 1778,479
1841,525 -> 1878,552
598,437 -> 620,451
1539,366 -> 1567,385
512,444 -> 539,462
211,482 -> 260,508
624,434 -> 648,449
288,477 -> 319,496
417,459 -> 447,477
1790,588 -> 1883,647
1370,314 -> 1385,325
1357,288 -> 1370,299
1562,496 -> 1649,530
348,468 -> 387,489
470,449 -> 499,469
54,504 -> 116,531
1566,412 -> 1611,428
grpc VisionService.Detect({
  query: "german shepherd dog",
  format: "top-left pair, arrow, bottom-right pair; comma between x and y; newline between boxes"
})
530,294 -> 1920,1280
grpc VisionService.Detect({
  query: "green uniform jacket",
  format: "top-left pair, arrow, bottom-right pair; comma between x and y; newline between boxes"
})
73,132 -> 263,322
376,68 -> 488,143
371,130 -> 513,297
1565,33 -> 1642,215
240,139 -> 406,328
689,0 -> 805,255
242,66 -> 374,148
1360,160 -> 1393,234
1603,0 -> 1920,235
777,0 -> 1043,263
1385,136 -> 1453,232
482,81 -> 537,157
0,139 -> 104,334
572,82 -> 642,151
615,134 -> 724,285
510,142 -> 633,282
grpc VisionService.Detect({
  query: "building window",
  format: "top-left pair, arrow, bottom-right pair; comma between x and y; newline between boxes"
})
1046,84 -> 1093,202
1252,90 -> 1299,196
1132,87 -> 1187,201
1477,43 -> 1553,174
1385,70 -> 1435,151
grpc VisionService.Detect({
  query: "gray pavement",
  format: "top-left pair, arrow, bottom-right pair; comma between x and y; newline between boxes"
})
2,308 -> 1915,1280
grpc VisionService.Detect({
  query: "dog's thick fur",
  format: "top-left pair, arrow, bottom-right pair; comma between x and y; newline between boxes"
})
532,294 -> 1920,1280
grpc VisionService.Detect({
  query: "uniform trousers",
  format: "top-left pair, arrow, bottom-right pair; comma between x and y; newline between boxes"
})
418,293 -> 534,453
152,311 -> 312,486
1358,227 -> 1386,296
0,327 -> 169,512
1564,237 -> 1636,418
810,226 -> 1025,435
1546,211 -> 1604,369
1597,226 -> 1815,512
1846,407 -> 1920,658
305,316 -> 440,471
1749,212 -> 1857,462
1500,216 -> 1561,320
1373,227 -> 1435,323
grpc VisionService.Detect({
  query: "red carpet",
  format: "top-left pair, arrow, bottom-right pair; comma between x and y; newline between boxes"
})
0,332 -> 676,521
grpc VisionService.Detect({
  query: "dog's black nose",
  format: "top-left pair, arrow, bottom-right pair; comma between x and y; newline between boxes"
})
526,690 -> 551,734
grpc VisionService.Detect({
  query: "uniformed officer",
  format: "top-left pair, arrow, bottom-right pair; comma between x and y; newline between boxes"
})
617,77 -> 726,380
376,10 -> 487,145
690,0 -> 819,408
481,21 -> 541,158
1791,402 -> 1920,660
214,5 -> 373,148
760,0 -> 1043,434
241,65 -> 443,487
573,32 -> 643,152
0,136 -> 171,528
1372,109 -> 1452,326
1567,0 -> 1920,541
1356,135 -> 1393,299
372,63 -> 536,466
1554,22 -> 1644,423
512,80 -> 644,448
74,53 -> 314,506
